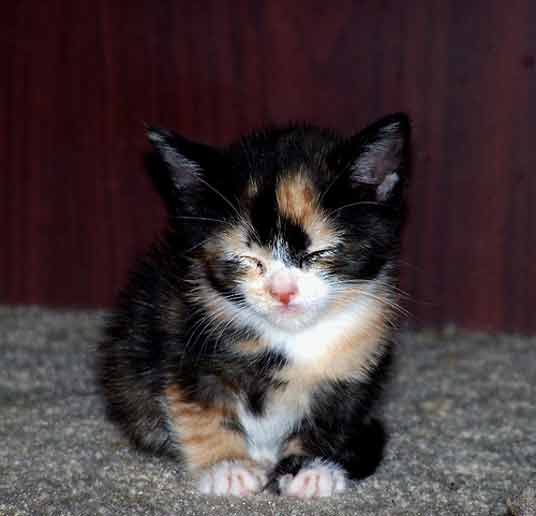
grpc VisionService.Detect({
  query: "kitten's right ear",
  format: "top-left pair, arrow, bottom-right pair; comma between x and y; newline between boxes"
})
146,127 -> 218,190
345,113 -> 410,201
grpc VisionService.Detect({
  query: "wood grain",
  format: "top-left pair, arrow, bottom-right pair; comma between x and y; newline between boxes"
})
1,1 -> 535,332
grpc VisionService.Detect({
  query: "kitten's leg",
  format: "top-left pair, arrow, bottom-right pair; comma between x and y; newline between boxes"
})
329,416 -> 387,480
165,386 -> 266,496
268,418 -> 386,498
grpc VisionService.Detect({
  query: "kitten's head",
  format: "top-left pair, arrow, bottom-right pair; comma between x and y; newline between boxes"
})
148,114 -> 410,333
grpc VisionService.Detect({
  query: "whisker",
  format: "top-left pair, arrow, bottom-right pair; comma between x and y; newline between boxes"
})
181,292 -> 247,359
193,175 -> 243,221
329,281 -> 410,317
193,305 -> 247,361
327,201 -> 384,218
348,279 -> 412,300
318,165 -> 350,204
174,215 -> 232,226
180,237 -> 215,257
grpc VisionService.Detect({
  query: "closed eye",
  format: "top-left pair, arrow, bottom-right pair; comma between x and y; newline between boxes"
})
239,255 -> 266,274
300,248 -> 337,267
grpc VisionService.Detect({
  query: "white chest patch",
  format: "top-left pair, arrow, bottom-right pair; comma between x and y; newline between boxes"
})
237,399 -> 303,465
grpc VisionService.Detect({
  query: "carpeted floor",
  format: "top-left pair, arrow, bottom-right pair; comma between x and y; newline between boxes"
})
1,307 -> 535,516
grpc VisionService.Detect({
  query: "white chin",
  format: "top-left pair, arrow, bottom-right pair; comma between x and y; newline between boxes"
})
267,307 -> 317,330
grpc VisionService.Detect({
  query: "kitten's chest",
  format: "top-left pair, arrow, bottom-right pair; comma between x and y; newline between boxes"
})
236,380 -> 309,465
233,297 -> 386,464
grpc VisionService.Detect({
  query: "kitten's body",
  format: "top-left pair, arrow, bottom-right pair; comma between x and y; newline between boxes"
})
98,114 -> 410,497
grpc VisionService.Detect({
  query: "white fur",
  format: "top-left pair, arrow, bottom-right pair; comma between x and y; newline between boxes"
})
377,172 -> 399,200
237,401 -> 302,465
278,459 -> 348,498
198,460 -> 267,496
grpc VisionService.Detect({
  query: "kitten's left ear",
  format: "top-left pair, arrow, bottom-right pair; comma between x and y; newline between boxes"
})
348,113 -> 410,201
146,126 -> 221,191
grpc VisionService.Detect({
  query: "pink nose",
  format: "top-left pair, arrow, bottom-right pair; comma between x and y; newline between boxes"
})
270,288 -> 297,305
268,272 -> 298,305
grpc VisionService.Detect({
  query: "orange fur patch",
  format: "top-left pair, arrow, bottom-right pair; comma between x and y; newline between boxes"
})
165,386 -> 249,471
283,436 -> 305,457
246,178 -> 259,199
236,338 -> 266,354
281,292 -> 391,387
276,172 -> 317,227
276,171 -> 342,251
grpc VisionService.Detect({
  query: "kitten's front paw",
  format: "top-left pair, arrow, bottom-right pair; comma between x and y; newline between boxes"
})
198,460 -> 267,497
278,459 -> 347,498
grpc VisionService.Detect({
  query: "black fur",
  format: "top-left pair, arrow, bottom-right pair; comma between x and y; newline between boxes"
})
295,348 -> 392,478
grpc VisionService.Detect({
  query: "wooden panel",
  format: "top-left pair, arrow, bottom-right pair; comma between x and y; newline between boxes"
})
1,0 -> 535,332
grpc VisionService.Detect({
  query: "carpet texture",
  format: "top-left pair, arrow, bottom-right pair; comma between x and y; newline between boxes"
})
1,307 -> 535,516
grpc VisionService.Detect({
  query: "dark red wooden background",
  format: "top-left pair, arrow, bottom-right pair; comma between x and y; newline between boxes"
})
2,1 -> 535,333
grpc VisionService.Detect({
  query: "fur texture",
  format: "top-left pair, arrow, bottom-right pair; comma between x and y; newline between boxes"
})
98,113 -> 410,498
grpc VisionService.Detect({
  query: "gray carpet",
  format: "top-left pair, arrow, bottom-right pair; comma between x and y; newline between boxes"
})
1,307 -> 535,516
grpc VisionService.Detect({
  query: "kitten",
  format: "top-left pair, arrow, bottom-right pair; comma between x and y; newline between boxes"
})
98,113 -> 410,498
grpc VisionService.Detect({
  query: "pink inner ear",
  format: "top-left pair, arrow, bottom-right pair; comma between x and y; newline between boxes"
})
351,135 -> 403,198
370,137 -> 403,182
371,157 -> 389,183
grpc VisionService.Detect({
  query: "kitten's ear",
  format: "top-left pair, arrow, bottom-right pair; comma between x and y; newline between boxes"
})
347,113 -> 410,201
146,127 -> 220,190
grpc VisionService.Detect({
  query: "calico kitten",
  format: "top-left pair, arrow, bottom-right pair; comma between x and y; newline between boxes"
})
98,113 -> 410,498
